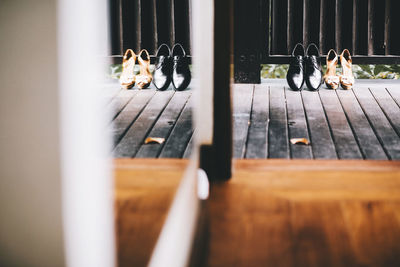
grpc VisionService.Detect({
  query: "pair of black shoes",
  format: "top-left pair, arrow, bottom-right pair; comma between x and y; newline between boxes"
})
286,43 -> 323,91
153,43 -> 191,91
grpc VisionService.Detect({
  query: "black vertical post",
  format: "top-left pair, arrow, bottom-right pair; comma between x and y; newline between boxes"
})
200,0 -> 233,181
234,0 -> 261,84
213,0 -> 232,180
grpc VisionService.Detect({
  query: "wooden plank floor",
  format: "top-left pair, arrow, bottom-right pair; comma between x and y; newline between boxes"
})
206,159 -> 400,267
114,159 -> 189,267
114,159 -> 400,267
109,79 -> 400,159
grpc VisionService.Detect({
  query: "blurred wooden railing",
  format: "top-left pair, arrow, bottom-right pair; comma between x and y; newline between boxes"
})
109,0 -> 191,58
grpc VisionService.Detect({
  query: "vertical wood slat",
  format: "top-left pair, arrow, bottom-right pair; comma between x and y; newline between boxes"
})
121,0 -> 140,51
188,0 -> 193,55
287,0 -> 303,54
390,0 -> 400,55
170,0 -> 175,48
303,0 -> 320,50
174,0 -> 191,54
319,0 -> 335,54
368,0 -> 374,55
135,0 -> 141,52
156,0 -> 174,49
271,0 -> 287,54
303,0 -> 310,48
389,0 -> 400,55
335,0 -> 342,53
384,0 -> 391,55
352,0 -> 359,55
368,0 -> 385,55
352,0 -> 368,55
260,0 -> 269,61
109,0 -> 122,55
141,0 -> 157,54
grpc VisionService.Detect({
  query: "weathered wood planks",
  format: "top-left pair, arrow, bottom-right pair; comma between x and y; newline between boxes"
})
108,80 -> 400,160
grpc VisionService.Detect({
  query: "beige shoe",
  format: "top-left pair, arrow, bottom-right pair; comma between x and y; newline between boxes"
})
136,49 -> 153,89
119,49 -> 136,89
339,49 -> 355,90
324,49 -> 340,89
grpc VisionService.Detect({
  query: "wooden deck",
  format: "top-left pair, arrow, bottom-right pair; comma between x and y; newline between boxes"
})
114,159 -> 400,267
107,79 -> 400,159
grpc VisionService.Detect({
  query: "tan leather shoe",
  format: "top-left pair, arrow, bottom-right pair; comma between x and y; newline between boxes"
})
324,49 -> 339,89
136,49 -> 153,89
119,49 -> 136,89
339,49 -> 355,90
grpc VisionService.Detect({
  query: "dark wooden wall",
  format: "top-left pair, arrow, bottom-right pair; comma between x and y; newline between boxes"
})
109,0 -> 191,56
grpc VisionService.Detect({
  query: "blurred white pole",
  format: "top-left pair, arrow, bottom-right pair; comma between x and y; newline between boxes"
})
0,1 -> 65,266
58,0 -> 115,266
148,0 -> 214,266
192,0 -> 214,147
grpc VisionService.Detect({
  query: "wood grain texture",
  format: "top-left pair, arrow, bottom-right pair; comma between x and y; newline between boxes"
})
108,89 -> 137,122
114,90 -> 174,157
370,87 -> 400,136
159,97 -> 194,158
107,80 -> 399,160
301,90 -> 337,159
135,91 -> 190,158
245,84 -> 269,159
336,89 -> 387,160
206,159 -> 400,267
387,86 -> 400,107
114,158 -> 189,267
319,89 -> 362,159
232,84 -> 254,158
269,85 -> 289,158
353,87 -> 400,159
112,89 -> 156,148
285,87 -> 312,159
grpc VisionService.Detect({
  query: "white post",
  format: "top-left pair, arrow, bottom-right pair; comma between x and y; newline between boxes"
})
58,0 -> 115,266
148,0 -> 214,266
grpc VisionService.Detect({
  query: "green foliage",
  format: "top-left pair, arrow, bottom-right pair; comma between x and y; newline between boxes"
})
108,64 -> 122,79
261,64 -> 400,79
261,64 -> 289,78
353,65 -> 400,79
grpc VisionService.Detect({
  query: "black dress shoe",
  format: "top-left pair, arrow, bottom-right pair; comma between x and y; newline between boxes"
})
286,43 -> 305,91
171,44 -> 191,91
304,43 -> 323,91
153,44 -> 172,91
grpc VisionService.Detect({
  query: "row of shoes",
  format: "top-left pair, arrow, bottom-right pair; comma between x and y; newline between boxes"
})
286,43 -> 354,91
119,43 -> 191,91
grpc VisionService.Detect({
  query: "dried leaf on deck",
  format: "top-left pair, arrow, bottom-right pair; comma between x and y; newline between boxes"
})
144,137 -> 165,144
290,138 -> 310,145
